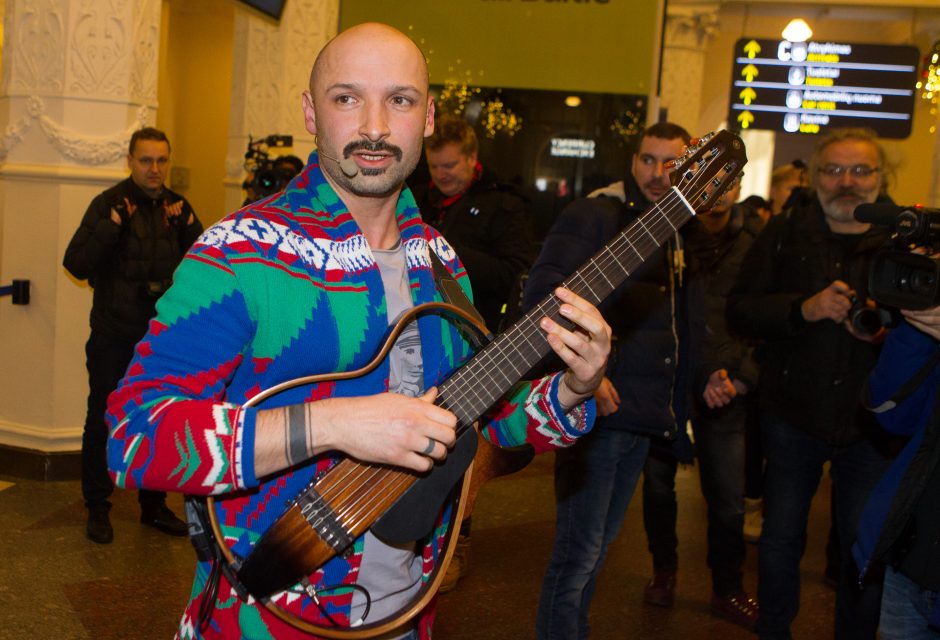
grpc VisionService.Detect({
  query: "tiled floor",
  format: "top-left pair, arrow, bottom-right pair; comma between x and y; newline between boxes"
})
0,453 -> 836,639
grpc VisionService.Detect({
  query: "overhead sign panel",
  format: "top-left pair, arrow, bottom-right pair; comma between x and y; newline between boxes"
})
728,38 -> 919,139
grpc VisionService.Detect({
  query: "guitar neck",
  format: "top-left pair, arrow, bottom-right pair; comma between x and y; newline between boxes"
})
437,187 -> 696,425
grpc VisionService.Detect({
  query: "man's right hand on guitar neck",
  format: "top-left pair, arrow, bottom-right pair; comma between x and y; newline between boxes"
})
253,387 -> 458,478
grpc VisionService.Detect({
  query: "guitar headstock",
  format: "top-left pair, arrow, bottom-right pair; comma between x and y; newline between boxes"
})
669,130 -> 747,213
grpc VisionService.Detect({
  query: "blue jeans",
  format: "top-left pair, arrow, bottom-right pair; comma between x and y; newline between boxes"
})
757,415 -> 890,640
536,428 -> 650,640
880,566 -> 940,640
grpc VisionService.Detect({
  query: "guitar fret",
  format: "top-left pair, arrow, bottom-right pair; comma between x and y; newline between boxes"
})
435,169 -> 731,426
635,215 -> 660,244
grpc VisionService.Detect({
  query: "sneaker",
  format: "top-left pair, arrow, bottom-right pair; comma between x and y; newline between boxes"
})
711,592 -> 759,632
86,509 -> 114,544
140,504 -> 188,537
744,497 -> 763,543
643,570 -> 676,607
439,534 -> 471,593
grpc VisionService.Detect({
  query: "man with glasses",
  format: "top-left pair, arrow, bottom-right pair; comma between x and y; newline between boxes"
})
64,127 -> 202,544
729,128 -> 895,639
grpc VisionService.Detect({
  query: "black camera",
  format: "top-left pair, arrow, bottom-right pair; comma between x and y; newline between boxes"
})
854,203 -> 940,311
243,134 -> 294,202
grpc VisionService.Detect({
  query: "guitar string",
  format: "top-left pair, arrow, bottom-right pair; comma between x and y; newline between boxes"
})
440,183 -> 700,425
322,188 -> 701,533
439,150 -> 734,423
312,162 -> 723,535
296,147 -> 735,541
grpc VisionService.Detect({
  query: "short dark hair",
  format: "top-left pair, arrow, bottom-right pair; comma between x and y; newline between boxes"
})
641,122 -> 692,146
129,127 -> 170,156
425,114 -> 478,156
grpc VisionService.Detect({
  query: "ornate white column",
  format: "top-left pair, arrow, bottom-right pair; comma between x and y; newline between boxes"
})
223,0 -> 339,213
661,4 -> 719,133
0,0 -> 160,452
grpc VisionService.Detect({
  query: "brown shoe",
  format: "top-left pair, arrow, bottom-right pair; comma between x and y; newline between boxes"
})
439,534 -> 471,593
643,570 -> 676,607
710,592 -> 759,632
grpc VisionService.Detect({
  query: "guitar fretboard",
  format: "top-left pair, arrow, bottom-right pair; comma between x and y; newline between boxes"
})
437,186 -> 696,427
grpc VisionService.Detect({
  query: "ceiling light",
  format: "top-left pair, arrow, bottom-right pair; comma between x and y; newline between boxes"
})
782,18 -> 813,43
565,96 -> 582,108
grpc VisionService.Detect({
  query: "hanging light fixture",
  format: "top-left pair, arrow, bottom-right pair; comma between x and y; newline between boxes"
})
782,18 -> 813,43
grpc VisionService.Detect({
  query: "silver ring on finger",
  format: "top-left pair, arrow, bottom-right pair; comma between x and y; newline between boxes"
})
421,437 -> 436,456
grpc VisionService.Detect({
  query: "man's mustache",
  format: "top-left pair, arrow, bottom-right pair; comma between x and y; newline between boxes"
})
832,188 -> 863,199
342,140 -> 403,161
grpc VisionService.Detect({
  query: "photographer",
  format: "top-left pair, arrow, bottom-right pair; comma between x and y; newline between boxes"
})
728,127 -> 894,640
64,127 -> 202,544
853,288 -> 940,639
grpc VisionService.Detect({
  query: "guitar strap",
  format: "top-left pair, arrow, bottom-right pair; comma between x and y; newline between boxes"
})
427,248 -> 493,348
188,242 -> 491,630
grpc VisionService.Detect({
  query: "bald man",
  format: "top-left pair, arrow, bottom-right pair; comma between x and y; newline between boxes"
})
106,22 -> 611,639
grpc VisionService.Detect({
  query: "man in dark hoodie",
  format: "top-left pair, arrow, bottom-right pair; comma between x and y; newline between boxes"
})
64,127 -> 203,544
526,122 -> 735,639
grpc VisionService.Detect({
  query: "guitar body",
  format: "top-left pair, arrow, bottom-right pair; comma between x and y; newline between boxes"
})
206,130 -> 747,638
372,424 -> 478,543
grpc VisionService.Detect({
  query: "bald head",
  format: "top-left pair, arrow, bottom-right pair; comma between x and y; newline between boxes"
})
310,23 -> 429,97
301,22 -> 435,203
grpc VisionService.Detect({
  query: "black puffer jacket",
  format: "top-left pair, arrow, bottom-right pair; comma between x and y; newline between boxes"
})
413,168 -> 534,332
64,178 -> 203,341
727,196 -> 891,446
522,175 -> 703,444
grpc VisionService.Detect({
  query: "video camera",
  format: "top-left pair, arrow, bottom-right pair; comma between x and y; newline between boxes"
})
854,203 -> 940,310
243,134 -> 294,201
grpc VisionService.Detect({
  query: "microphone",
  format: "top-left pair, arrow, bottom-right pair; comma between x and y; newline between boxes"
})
854,202 -> 903,225
317,149 -> 359,178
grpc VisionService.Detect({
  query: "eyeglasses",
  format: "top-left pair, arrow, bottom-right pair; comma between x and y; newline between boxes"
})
817,164 -> 880,178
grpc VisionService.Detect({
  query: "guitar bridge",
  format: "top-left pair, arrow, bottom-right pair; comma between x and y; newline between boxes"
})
296,489 -> 356,553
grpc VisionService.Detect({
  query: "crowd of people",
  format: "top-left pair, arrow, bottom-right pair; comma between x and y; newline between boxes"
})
61,20 -> 940,640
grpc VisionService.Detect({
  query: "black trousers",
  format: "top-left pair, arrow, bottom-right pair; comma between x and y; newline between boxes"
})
82,329 -> 165,511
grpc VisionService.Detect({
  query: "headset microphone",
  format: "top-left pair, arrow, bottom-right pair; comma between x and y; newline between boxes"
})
318,149 -> 359,178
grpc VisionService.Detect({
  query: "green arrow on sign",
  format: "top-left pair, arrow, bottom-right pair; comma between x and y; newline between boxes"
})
741,64 -> 759,82
743,40 -> 761,59
737,111 -> 755,129
739,87 -> 757,105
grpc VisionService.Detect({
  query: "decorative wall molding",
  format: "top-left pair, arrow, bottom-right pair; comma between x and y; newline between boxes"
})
0,95 -> 151,163
0,418 -> 82,453
69,0 -> 131,97
0,159 -> 126,184
10,0 -> 68,94
227,0 -> 337,179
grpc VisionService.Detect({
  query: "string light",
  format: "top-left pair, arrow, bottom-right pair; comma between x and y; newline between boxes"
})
916,41 -> 940,106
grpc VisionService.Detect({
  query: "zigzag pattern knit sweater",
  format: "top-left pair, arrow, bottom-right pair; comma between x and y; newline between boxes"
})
106,154 -> 594,639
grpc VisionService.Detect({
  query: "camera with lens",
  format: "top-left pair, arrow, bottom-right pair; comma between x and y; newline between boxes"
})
854,203 -> 940,311
243,134 -> 294,202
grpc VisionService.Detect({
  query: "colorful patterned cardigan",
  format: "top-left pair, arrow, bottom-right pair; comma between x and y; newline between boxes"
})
106,154 -> 595,640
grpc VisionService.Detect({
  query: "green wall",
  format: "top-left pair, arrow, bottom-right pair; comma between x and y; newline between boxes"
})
339,0 -> 660,95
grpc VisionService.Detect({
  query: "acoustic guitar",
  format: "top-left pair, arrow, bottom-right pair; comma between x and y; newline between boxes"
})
205,129 -> 747,638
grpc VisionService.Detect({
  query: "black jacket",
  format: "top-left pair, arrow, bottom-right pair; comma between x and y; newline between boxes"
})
727,196 -> 891,445
64,178 -> 203,342
685,204 -> 763,398
412,168 -> 534,332
521,174 -> 703,445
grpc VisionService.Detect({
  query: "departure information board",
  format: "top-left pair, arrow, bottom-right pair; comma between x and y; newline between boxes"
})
728,39 -> 920,139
